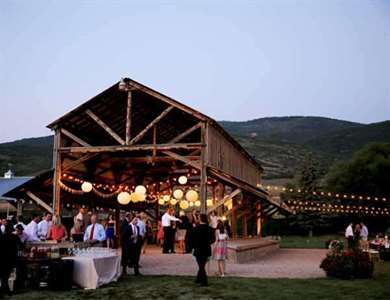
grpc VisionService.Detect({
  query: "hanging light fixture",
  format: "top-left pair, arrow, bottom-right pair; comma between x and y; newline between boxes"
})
178,176 -> 188,185
173,189 -> 184,200
189,202 -> 194,207
117,192 -> 131,205
185,190 -> 198,202
135,185 -> 147,195
81,182 -> 93,193
207,199 -> 213,207
179,200 -> 189,210
158,198 -> 165,205
163,195 -> 171,202
131,192 -> 145,203
170,199 -> 177,205
194,200 -> 201,207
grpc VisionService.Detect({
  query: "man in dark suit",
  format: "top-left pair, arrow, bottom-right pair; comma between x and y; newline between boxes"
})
191,214 -> 215,286
128,217 -> 142,276
120,213 -> 132,275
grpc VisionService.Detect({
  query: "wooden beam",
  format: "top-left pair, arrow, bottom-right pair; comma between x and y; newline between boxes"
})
199,122 -> 207,213
169,122 -> 202,143
125,90 -> 132,144
59,143 -> 204,153
85,109 -> 125,145
60,128 -> 90,147
208,188 -> 241,212
62,153 -> 98,172
26,191 -> 52,212
130,106 -> 173,145
162,151 -> 201,170
52,129 -> 61,215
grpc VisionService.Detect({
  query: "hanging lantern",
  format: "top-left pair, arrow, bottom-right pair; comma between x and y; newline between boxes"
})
163,195 -> 171,202
135,185 -> 147,195
170,199 -> 177,205
207,199 -> 213,207
179,200 -> 189,210
195,200 -> 201,207
185,190 -> 198,202
173,189 -> 184,200
117,192 -> 131,205
131,192 -> 145,202
158,198 -> 165,205
189,201 -> 194,207
81,182 -> 93,193
178,176 -> 188,185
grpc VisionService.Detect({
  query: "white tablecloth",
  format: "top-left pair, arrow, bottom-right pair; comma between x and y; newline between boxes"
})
63,255 -> 121,289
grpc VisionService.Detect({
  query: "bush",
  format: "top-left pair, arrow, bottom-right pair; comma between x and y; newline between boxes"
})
320,249 -> 374,279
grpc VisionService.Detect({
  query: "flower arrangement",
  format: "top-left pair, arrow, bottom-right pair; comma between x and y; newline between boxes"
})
328,240 -> 344,253
320,249 -> 374,279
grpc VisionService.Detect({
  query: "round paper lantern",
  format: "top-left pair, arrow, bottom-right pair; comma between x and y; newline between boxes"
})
170,198 -> 177,205
173,189 -> 184,200
117,192 -> 131,205
185,190 -> 198,202
189,201 -> 194,207
81,182 -> 93,193
158,198 -> 165,205
207,199 -> 213,207
178,176 -> 188,185
131,192 -> 145,202
179,200 -> 189,210
163,195 -> 171,202
135,185 -> 147,195
195,200 -> 201,207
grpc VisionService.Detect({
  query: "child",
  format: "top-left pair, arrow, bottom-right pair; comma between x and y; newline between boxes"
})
213,220 -> 229,277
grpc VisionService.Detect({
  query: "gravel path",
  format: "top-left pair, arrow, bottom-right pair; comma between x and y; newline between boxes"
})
137,247 -> 327,278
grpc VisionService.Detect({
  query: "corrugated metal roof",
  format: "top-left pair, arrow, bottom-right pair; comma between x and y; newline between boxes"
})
0,177 -> 33,198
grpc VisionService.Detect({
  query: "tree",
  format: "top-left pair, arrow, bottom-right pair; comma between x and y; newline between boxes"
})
326,143 -> 390,197
297,153 -> 322,193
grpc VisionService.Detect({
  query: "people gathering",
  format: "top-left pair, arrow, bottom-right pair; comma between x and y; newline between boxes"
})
0,206 -> 232,295
345,221 -> 369,249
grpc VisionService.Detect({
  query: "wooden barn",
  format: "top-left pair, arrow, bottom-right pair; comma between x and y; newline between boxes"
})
4,78 -> 291,238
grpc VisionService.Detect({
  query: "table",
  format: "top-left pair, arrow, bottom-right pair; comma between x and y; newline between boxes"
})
62,254 -> 121,289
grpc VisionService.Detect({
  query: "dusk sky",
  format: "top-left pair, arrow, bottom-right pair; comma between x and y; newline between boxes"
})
1,0 -> 389,143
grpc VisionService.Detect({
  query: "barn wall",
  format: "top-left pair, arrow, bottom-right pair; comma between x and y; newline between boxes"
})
206,125 -> 262,186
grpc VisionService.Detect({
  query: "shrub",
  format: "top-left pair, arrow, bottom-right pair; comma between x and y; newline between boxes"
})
320,249 -> 374,279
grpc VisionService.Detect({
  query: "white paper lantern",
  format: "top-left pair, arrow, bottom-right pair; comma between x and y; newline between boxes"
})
195,200 -> 201,207
81,182 -> 93,193
185,190 -> 198,202
173,189 -> 184,200
189,202 -> 194,207
178,176 -> 188,185
170,199 -> 177,205
135,185 -> 147,195
158,198 -> 165,205
117,192 -> 131,205
207,199 -> 213,207
179,200 -> 189,210
163,195 -> 171,202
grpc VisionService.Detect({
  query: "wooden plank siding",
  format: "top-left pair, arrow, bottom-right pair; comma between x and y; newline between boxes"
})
206,125 -> 261,187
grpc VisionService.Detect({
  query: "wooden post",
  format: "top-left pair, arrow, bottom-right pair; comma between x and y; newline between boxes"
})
242,197 -> 248,238
125,90 -> 132,144
256,202 -> 262,237
16,199 -> 23,217
199,122 -> 207,214
231,196 -> 238,239
52,129 -> 62,215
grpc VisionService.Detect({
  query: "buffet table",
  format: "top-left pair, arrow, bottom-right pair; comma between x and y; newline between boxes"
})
62,250 -> 121,289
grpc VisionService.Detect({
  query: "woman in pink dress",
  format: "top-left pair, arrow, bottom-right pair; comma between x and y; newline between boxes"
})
157,217 -> 164,246
213,220 -> 228,277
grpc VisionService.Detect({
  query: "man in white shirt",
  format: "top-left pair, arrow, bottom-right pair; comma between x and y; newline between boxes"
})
37,212 -> 52,240
345,223 -> 354,249
360,222 -> 369,251
84,214 -> 106,245
25,215 -> 41,242
162,208 -> 181,254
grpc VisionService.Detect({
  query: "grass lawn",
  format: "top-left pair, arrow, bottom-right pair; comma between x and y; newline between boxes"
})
6,262 -> 390,300
280,235 -> 341,249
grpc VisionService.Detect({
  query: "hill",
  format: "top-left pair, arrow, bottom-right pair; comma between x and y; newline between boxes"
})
0,117 -> 389,179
